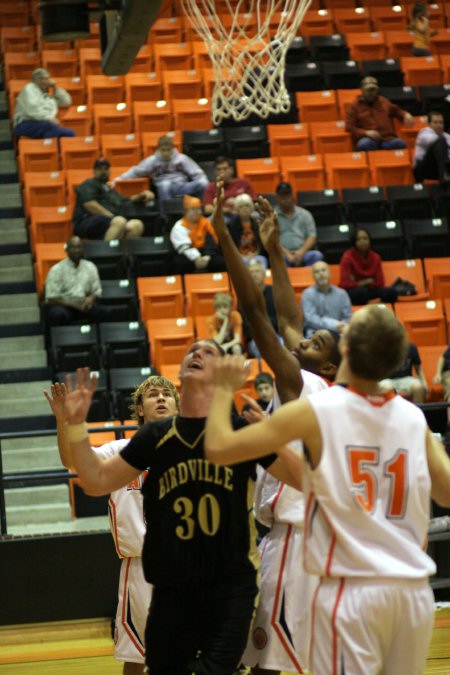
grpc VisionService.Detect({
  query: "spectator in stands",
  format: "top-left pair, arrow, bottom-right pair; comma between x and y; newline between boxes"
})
273,181 -> 323,267
240,259 -> 280,358
339,228 -> 398,305
413,111 -> 450,184
345,76 -> 413,151
433,345 -> 450,441
203,156 -> 256,215
169,196 -> 226,274
409,2 -> 436,56
206,292 -> 243,355
302,260 -> 352,338
227,193 -> 268,268
73,158 -> 148,240
114,135 -> 208,214
242,372 -> 274,413
44,236 -> 111,327
13,68 -> 75,139
380,342 -> 428,403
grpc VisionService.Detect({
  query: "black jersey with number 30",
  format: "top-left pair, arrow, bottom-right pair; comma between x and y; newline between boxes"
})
120,415 -> 276,588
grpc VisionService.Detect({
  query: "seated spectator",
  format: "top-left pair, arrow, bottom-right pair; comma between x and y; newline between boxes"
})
44,236 -> 111,327
273,182 -> 323,267
240,259 -> 280,358
433,345 -> 450,441
242,372 -> 274,413
380,342 -> 428,402
339,228 -> 398,305
409,2 -> 436,56
203,156 -> 256,215
115,135 -> 208,214
413,111 -> 450,184
73,158 -> 148,240
169,196 -> 226,274
206,292 -> 243,355
345,76 -> 413,151
302,260 -> 352,337
227,193 -> 268,268
13,68 -> 75,139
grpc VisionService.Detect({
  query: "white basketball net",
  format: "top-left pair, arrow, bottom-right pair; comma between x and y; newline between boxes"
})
181,0 -> 312,124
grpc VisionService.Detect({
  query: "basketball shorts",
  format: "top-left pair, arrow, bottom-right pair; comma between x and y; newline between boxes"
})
242,522 -> 317,673
115,556 -> 152,664
309,576 -> 434,675
145,573 -> 258,675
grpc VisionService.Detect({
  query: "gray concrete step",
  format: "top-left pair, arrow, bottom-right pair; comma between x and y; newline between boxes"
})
0,397 -> 50,417
0,307 -> 40,324
2,434 -> 57,451
0,350 -> 47,370
6,502 -> 72,526
0,379 -> 51,400
0,183 -> 20,196
0,292 -> 38,309
0,228 -> 27,245
0,335 -> 45,353
2,446 -> 63,472
7,515 -> 109,537
5,484 -> 69,507
0,149 -> 15,162
0,252 -> 31,268
0,266 -> 33,282
0,218 -> 26,231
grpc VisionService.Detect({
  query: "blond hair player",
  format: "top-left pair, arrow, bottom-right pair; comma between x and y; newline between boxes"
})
205,305 -> 450,675
45,375 -> 179,675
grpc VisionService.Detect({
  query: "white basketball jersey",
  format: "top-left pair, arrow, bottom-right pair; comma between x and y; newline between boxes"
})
255,369 -> 328,528
304,385 -> 436,578
93,439 -> 146,558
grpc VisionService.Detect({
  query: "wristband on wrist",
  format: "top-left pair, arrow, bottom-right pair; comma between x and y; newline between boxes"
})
67,422 -> 88,443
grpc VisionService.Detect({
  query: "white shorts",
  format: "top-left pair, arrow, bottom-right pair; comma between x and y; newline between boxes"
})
114,556 -> 152,664
310,577 -> 434,675
242,522 -> 317,672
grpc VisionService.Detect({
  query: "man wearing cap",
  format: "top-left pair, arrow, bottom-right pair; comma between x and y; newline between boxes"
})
73,159 -> 150,240
13,68 -> 75,139
274,182 -> 324,267
346,76 -> 413,151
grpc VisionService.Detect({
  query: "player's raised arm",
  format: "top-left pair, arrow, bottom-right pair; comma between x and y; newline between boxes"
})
44,382 -> 73,468
63,368 -> 140,495
212,183 -> 302,402
256,197 -> 304,352
426,428 -> 450,506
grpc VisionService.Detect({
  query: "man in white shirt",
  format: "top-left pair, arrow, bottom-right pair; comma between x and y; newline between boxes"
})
413,110 -> 450,183
45,236 -> 111,326
13,68 -> 74,139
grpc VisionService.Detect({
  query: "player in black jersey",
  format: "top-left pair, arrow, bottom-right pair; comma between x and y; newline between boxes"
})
62,341 -> 299,675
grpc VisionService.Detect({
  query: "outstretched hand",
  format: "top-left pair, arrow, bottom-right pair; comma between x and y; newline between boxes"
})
44,382 -> 67,421
63,368 -> 97,425
211,180 -> 227,238
241,395 -> 266,425
212,355 -> 251,392
256,197 -> 280,249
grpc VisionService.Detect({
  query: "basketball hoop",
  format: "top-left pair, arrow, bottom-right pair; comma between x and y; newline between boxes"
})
181,0 -> 312,124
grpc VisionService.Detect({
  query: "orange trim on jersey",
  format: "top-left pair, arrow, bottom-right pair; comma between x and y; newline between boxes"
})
270,482 -> 285,514
347,385 -> 396,407
331,578 -> 345,675
270,524 -> 304,673
108,496 -> 125,558
121,558 -> 145,658
309,576 -> 323,672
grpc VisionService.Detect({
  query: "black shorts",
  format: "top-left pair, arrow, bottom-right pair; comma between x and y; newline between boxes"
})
73,214 -> 112,239
145,574 -> 258,675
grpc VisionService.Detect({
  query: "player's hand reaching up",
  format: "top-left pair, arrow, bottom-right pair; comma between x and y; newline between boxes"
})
213,355 -> 251,392
256,197 -> 281,250
63,367 -> 97,424
44,382 -> 67,422
241,395 -> 266,424
211,180 -> 227,237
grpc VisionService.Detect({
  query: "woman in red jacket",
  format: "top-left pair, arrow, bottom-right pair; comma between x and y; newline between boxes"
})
339,228 -> 398,305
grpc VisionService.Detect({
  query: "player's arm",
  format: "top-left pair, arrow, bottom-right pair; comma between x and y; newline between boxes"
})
44,382 -> 73,468
426,427 -> 450,507
212,183 -> 302,403
265,448 -> 304,491
257,197 -> 304,352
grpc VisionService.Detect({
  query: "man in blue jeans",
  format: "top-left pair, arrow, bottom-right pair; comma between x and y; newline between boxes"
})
345,76 -> 414,151
13,68 -> 75,139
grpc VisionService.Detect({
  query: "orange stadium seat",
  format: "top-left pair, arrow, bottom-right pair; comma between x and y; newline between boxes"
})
194,314 -> 210,340
184,272 -> 231,316
110,171 -> 150,198
141,130 -> 181,156
191,42 -> 213,71
309,121 -> 352,154
346,32 -> 386,61
370,5 -> 408,32
0,3 -> 31,28
162,69 -> 203,102
324,152 -> 370,190
267,123 -> 311,157
300,9 -> 335,36
424,257 -> 450,299
146,317 -> 195,370
440,54 -> 450,82
0,26 -> 35,53
3,51 -> 41,82
418,345 -> 446,401
65,169 -> 90,210
235,158 -> 281,194
383,259 -> 429,302
395,299 -> 447,346
287,267 -> 314,302
233,359 -> 260,412
401,56 -> 442,87
42,49 -> 78,78
79,48 -> 102,79
86,74 -> 125,106
29,206 -> 72,253
127,45 -> 153,74
124,72 -> 164,105
87,420 -> 121,447
280,155 -> 326,192
7,78 -> 26,113
149,16 -> 183,44
153,43 -> 193,73
430,29 -> 450,55
23,171 -> 66,214
158,365 -> 181,391
93,103 -> 133,135
17,138 -> 59,177
137,276 -> 184,321
296,90 -> 338,123
100,134 -> 142,167
334,7 -> 372,33
59,135 -> 99,170
367,149 -> 414,186
133,101 -> 173,134
172,98 -> 212,131
396,114 -> 428,150
428,3 -> 446,30
58,105 -> 92,136
53,76 -> 86,106
385,31 -> 415,59
336,89 -> 360,119
35,241 -> 66,294
200,67 -> 239,100
445,298 -> 450,335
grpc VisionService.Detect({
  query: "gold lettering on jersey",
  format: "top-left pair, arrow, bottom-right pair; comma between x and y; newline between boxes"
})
158,460 -> 234,499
